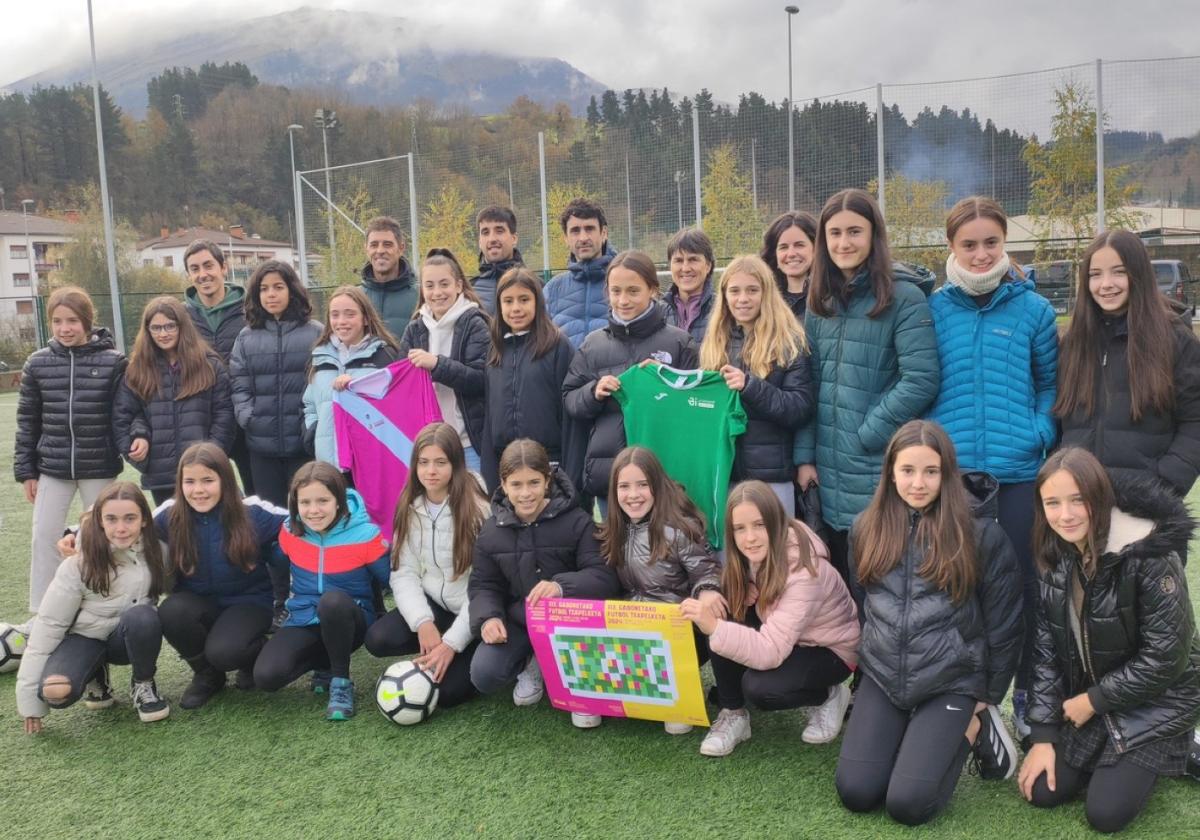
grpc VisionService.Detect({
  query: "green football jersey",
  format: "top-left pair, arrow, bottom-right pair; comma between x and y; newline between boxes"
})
613,363 -> 747,547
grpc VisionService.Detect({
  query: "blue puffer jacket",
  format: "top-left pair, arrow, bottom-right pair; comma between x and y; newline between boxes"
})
277,489 -> 391,627
302,337 -> 397,465
544,244 -> 617,348
928,274 -> 1059,483
154,496 -> 288,609
793,265 -> 940,531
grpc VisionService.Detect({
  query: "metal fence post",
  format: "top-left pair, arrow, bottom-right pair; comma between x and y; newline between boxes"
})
407,152 -> 419,258
539,132 -> 550,276
692,107 -> 702,227
876,82 -> 886,217
625,153 -> 633,249
1096,58 -> 1105,234
294,171 -> 309,286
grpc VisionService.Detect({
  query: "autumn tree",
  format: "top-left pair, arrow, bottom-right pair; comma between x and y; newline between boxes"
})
867,174 -> 948,272
312,179 -> 380,287
701,144 -> 761,260
546,182 -> 602,271
420,183 -> 476,264
1023,81 -> 1139,258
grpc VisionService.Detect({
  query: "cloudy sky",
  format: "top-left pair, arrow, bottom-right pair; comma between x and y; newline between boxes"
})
3,0 -> 1198,133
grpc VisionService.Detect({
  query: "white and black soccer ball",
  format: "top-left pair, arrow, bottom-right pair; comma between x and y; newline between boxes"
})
0,623 -> 28,674
376,660 -> 439,725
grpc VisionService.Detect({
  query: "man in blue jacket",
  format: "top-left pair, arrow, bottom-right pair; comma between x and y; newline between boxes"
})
544,198 -> 616,348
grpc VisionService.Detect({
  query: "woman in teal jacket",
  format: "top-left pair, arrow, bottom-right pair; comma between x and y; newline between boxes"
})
793,189 -> 940,581
927,197 -> 1058,742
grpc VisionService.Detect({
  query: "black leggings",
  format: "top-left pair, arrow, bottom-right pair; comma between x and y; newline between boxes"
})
150,487 -> 173,505
835,675 -> 974,826
824,527 -> 851,585
364,603 -> 479,708
254,591 -> 366,690
996,481 -> 1038,691
1029,742 -> 1160,834
709,605 -> 850,710
248,451 -> 309,508
37,604 -> 162,708
158,591 -> 273,672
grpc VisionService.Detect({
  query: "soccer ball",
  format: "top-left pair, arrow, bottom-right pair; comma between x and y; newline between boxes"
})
375,661 -> 439,725
0,623 -> 28,674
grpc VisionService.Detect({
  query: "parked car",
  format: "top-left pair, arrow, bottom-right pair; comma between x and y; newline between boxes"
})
1152,259 -> 1196,316
1026,260 -> 1075,315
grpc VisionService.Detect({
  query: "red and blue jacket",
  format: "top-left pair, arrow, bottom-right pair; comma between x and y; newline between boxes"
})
277,489 -> 390,627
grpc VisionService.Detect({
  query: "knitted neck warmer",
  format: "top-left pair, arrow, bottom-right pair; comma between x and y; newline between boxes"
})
945,252 -> 1010,297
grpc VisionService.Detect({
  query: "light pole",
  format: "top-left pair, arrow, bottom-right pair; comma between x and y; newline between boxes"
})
785,5 -> 799,210
21,199 -> 42,345
286,123 -> 303,253
674,171 -> 684,230
314,109 -> 339,279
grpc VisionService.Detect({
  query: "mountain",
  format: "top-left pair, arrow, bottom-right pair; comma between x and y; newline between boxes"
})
5,6 -> 610,116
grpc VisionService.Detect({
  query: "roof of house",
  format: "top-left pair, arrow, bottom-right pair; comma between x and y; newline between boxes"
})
136,226 -> 294,251
0,211 -> 77,237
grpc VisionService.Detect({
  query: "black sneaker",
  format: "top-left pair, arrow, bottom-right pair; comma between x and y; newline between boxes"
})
180,666 -> 226,710
973,705 -> 1018,780
1186,728 -> 1200,783
131,678 -> 170,722
83,663 -> 114,710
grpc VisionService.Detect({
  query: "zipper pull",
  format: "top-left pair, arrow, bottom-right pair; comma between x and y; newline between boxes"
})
1101,351 -> 1107,367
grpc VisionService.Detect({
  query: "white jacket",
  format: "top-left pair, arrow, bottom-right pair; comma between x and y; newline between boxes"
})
17,542 -> 159,718
390,496 -> 489,653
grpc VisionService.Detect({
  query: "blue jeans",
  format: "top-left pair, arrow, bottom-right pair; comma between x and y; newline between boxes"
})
464,445 -> 481,474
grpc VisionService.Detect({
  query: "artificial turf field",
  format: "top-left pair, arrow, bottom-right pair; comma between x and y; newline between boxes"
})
1,390 -> 1197,839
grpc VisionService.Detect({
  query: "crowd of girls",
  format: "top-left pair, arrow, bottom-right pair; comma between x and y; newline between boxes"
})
10,186 -> 1200,832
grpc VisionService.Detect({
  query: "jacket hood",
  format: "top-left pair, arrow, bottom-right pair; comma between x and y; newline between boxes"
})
186,283 -> 245,313
893,262 -> 936,297
361,257 -> 415,289
1101,472 -> 1196,565
962,470 -> 1000,520
491,465 -> 580,527
566,243 -> 617,280
477,248 -> 524,275
310,335 -> 386,366
50,326 -> 116,355
604,299 -> 669,341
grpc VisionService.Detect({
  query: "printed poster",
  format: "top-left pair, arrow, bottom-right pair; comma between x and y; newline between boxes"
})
526,597 -> 709,727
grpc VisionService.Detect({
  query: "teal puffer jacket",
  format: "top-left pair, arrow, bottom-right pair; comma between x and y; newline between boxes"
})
792,266 -> 940,530
928,275 -> 1059,483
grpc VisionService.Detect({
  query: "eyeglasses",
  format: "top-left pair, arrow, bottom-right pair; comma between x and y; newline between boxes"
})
148,323 -> 179,335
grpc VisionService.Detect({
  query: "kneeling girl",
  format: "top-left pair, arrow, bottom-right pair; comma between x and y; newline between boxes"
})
365,422 -> 491,708
254,462 -> 390,720
682,480 -> 860,756
18,482 -> 169,731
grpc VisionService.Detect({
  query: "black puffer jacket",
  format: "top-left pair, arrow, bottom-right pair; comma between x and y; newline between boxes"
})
469,249 -> 523,316
1027,474 -> 1200,752
229,318 -> 323,456
400,305 -> 490,453
726,324 -> 814,483
482,330 -> 574,489
14,329 -> 126,482
1059,313 -> 1200,496
663,279 -> 716,343
113,353 -> 236,490
849,472 -> 1024,709
468,467 -> 619,633
562,303 -> 698,497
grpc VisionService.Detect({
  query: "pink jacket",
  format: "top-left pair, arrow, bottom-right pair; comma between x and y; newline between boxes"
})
709,521 -> 860,671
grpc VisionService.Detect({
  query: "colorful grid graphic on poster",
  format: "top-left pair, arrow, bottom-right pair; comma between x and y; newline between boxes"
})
526,598 -> 709,727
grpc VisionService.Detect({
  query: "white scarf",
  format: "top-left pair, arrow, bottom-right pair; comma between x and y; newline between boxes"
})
944,252 -> 1010,297
420,294 -> 478,446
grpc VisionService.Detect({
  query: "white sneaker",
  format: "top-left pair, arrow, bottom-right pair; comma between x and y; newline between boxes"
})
699,708 -> 751,757
571,712 -> 603,729
802,682 -> 851,744
664,721 -> 693,735
512,657 -> 544,706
